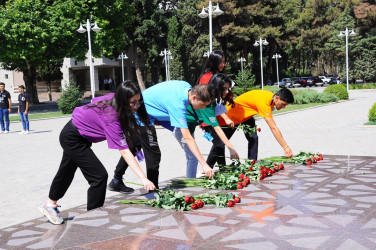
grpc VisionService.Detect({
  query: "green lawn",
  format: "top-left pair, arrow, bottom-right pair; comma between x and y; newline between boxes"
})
9,111 -> 71,122
364,121 -> 376,125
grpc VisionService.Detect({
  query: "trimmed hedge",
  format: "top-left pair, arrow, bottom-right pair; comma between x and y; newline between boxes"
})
293,89 -> 338,104
323,84 -> 349,100
260,87 -> 339,104
369,103 -> 376,122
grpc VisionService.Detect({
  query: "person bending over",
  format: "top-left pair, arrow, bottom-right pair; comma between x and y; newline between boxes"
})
208,88 -> 295,166
39,81 -> 155,225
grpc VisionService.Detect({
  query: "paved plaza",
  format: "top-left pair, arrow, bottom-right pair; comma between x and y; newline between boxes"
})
0,89 -> 375,249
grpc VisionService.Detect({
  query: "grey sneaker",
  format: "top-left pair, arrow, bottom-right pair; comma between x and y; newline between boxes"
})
39,202 -> 64,225
107,179 -> 134,194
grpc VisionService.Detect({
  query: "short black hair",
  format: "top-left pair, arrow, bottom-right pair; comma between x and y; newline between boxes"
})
0,82 -> 5,86
276,88 -> 294,103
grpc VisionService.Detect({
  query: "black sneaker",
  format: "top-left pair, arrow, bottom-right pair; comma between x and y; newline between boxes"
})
107,179 -> 135,194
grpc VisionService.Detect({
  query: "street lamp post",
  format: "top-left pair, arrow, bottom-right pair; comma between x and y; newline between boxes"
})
160,49 -> 172,81
198,1 -> 223,53
253,38 -> 268,89
272,53 -> 282,87
238,57 -> 246,80
338,27 -> 356,92
77,19 -> 101,98
118,53 -> 128,82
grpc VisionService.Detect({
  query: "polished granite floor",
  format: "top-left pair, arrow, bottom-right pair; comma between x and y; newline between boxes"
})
1,155 -> 376,249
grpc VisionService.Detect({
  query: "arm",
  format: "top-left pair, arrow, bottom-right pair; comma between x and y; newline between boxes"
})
264,117 -> 293,158
180,127 -> 214,178
212,126 -> 239,159
25,101 -> 29,115
219,113 -> 234,128
8,98 -> 11,113
119,148 -> 155,191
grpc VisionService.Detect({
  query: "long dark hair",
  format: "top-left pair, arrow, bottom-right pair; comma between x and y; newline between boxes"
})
208,73 -> 235,106
198,50 -> 225,83
87,81 -> 151,148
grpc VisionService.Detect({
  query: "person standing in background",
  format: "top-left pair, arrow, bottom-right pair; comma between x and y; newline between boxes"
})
108,77 -> 114,91
103,77 -> 109,90
18,85 -> 30,135
0,82 -> 11,134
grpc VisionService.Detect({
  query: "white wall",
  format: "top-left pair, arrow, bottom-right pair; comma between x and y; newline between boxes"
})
0,67 -> 16,102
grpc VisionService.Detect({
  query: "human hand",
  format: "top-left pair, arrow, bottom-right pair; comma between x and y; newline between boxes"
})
229,148 -> 239,159
225,118 -> 235,128
284,146 -> 293,158
141,178 -> 156,191
202,164 -> 214,179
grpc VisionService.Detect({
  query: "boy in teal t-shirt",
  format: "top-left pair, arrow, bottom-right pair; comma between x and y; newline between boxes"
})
109,81 -> 216,191
186,103 -> 218,134
174,74 -> 239,178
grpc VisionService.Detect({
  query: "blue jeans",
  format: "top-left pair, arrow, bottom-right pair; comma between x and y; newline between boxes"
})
0,108 -> 10,131
173,127 -> 198,178
19,112 -> 29,131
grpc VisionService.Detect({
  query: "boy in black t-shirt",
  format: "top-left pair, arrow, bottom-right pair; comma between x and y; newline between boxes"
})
0,82 -> 11,133
18,85 -> 30,134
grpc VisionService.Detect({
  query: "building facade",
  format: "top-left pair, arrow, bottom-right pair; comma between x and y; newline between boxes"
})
0,46 -> 165,101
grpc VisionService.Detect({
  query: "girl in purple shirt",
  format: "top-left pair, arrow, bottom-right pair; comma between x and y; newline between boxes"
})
39,81 -> 155,225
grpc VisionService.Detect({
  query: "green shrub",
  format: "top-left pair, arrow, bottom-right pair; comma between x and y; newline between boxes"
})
369,103 -> 376,122
319,93 -> 339,103
323,84 -> 349,100
58,81 -> 82,114
233,68 -> 257,96
293,89 -> 339,104
263,85 -> 279,93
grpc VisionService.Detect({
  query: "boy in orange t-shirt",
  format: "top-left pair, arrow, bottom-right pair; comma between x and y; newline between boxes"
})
209,88 -> 294,166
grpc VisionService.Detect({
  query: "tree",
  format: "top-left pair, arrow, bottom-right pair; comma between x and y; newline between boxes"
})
36,60 -> 63,101
176,0 -> 209,84
127,0 -> 169,88
352,31 -> 376,82
0,0 -> 134,103
167,16 -> 184,80
232,54 -> 256,96
326,5 -> 357,79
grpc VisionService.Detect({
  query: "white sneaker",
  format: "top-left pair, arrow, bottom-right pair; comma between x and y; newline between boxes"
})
19,130 -> 25,134
24,130 -> 29,134
3,130 -> 8,134
0,131 -> 3,134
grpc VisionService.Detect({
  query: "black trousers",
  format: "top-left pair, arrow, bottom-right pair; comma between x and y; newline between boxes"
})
206,117 -> 258,167
204,126 -> 226,167
114,126 -> 161,188
49,120 -> 108,211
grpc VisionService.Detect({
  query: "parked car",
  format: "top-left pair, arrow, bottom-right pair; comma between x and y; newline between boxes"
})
307,76 -> 323,87
290,77 -> 301,88
319,75 -> 331,84
326,74 -> 341,85
274,78 -> 292,88
296,77 -> 310,87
